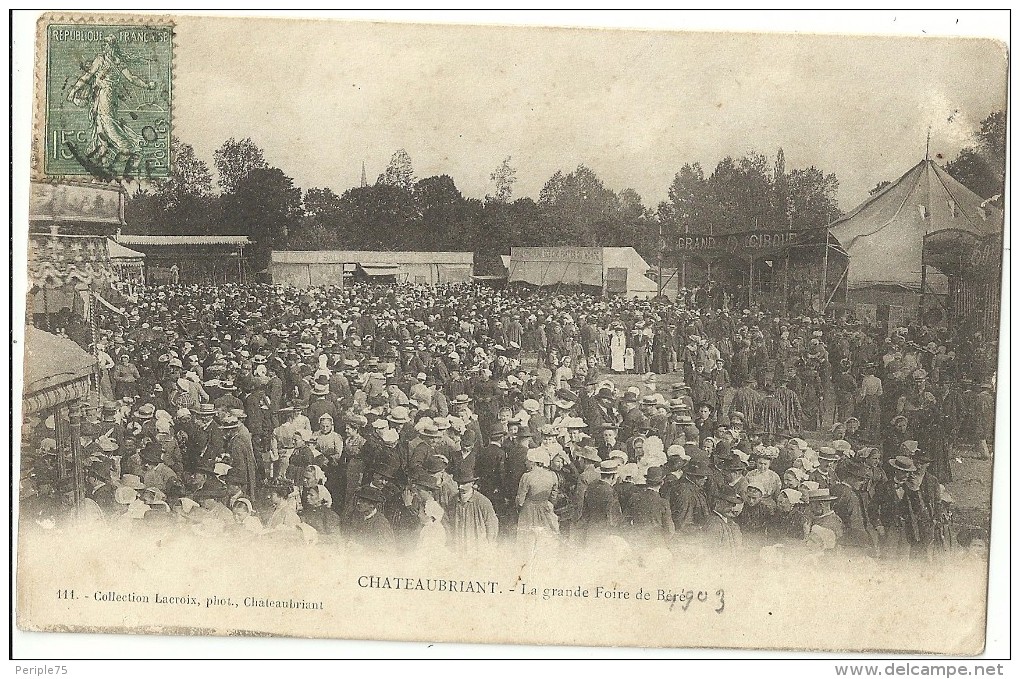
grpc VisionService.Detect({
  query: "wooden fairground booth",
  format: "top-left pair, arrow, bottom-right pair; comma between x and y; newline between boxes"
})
674,227 -> 849,314
923,231 -> 1004,338
21,326 -> 99,507
28,180 -> 130,348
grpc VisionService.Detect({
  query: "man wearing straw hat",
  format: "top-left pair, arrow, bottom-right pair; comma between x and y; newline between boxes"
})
221,413 -> 258,499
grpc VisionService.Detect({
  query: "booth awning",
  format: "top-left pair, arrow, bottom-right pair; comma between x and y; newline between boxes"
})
107,239 -> 145,260
22,327 -> 97,412
358,263 -> 402,276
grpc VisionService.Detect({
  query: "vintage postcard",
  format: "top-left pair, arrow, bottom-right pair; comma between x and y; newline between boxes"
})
14,12 -> 1007,655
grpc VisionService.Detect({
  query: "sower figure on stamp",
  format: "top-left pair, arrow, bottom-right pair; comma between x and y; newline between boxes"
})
67,35 -> 157,166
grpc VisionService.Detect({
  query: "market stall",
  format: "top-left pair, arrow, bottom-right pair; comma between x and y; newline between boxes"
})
21,326 -> 98,506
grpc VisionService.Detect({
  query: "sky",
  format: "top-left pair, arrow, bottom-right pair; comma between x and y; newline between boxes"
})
172,13 -> 1008,211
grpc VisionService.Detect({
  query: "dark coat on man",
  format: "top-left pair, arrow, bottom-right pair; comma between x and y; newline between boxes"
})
627,486 -> 675,544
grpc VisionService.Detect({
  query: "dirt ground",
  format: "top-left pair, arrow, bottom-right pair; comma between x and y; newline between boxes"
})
599,371 -> 993,531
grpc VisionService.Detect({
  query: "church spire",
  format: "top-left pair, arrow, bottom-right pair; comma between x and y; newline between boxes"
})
361,161 -> 367,187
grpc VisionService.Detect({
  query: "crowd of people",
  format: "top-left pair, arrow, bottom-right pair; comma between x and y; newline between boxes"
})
21,282 -> 997,562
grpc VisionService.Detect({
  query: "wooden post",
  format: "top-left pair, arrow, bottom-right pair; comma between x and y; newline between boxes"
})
656,221 -> 663,299
748,257 -> 754,307
784,253 -> 791,314
681,219 -> 689,289
819,237 -> 829,313
68,400 -> 85,506
919,263 -> 927,324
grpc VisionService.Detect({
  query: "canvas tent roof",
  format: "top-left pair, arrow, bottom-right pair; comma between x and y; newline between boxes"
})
23,326 -> 97,397
829,159 -> 1002,291
508,246 -> 658,296
602,247 -> 659,293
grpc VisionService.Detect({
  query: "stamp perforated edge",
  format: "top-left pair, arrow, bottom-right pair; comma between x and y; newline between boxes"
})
31,12 -> 177,185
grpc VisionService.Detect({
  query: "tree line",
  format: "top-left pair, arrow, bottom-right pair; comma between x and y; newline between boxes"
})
126,110 -> 1004,274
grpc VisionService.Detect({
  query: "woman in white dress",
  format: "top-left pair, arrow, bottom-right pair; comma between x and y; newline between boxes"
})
610,325 -> 627,373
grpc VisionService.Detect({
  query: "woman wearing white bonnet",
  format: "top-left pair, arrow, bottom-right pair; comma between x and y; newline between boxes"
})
416,499 -> 447,551
516,447 -> 560,544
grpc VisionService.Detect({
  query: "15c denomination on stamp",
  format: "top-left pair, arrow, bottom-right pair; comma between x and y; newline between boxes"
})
43,21 -> 173,180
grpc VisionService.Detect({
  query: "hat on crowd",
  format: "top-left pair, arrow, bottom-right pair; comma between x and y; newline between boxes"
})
721,456 -> 747,471
599,459 -> 621,476
381,429 -> 400,444
832,439 -> 853,456
192,403 -> 216,417
644,466 -> 666,486
354,486 -> 386,505
454,470 -> 479,485
841,459 -> 870,479
780,488 -> 804,505
666,444 -> 691,461
344,413 -> 369,427
715,491 -> 743,505
219,414 -> 241,430
134,403 -> 156,420
412,471 -> 440,492
311,383 -> 330,396
807,487 -> 837,502
140,444 -> 163,465
120,474 -> 146,490
527,448 -> 551,466
817,447 -> 840,462
388,406 -> 410,425
564,416 -> 588,430
576,446 -> 601,464
193,464 -> 219,478
889,455 -> 918,473
685,460 -> 711,477
784,467 -> 809,482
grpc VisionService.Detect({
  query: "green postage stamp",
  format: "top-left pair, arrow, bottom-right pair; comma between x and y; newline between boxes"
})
43,21 -> 173,179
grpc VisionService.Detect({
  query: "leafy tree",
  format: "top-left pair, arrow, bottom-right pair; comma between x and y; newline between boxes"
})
486,156 -> 518,204
303,187 -> 344,219
538,165 -> 620,245
220,167 -> 302,269
336,183 -> 418,250
666,162 -> 709,236
377,149 -> 416,191
214,137 -> 268,193
787,166 -> 841,230
868,180 -> 892,196
945,110 -> 1005,199
150,140 -> 213,209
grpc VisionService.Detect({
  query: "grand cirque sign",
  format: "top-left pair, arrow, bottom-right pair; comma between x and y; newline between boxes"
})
676,228 -> 832,259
